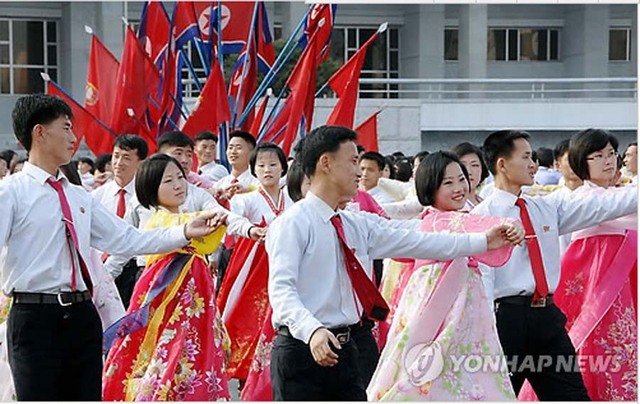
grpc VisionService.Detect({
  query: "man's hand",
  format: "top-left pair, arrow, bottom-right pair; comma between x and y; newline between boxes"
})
485,223 -> 525,250
249,226 -> 267,243
223,183 -> 245,199
184,211 -> 227,239
309,328 -> 340,367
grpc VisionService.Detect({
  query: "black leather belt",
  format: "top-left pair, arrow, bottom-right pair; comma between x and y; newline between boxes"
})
13,291 -> 92,306
278,323 -> 365,344
495,294 -> 554,308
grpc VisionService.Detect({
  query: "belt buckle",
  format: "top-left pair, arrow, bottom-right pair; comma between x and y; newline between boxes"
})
335,330 -> 350,344
530,296 -> 546,308
57,293 -> 73,306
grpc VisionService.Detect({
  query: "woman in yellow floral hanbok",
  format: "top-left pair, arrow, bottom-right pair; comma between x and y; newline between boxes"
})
102,155 -> 230,401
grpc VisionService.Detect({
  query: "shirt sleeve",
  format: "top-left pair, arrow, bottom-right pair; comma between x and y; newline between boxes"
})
553,185 -> 638,234
89,197 -> 188,256
380,196 -> 424,220
358,213 -> 487,261
266,216 -> 323,344
0,182 -> 14,248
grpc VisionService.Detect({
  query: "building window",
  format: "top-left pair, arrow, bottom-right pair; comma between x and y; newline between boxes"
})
488,28 -> 559,61
0,19 -> 58,94
273,23 -> 283,41
444,28 -> 458,61
609,28 -> 631,61
329,26 -> 399,98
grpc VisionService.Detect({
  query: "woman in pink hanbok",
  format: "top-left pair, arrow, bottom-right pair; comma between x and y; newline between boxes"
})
368,151 -> 520,401
519,129 -> 637,401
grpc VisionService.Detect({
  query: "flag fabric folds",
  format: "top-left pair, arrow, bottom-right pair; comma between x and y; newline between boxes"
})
354,110 -> 381,152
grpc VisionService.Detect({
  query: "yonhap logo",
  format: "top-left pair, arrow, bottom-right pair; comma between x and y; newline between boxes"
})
404,342 -> 445,386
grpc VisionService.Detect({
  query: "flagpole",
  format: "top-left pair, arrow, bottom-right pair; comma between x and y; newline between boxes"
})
217,0 -> 224,77
256,86 -> 287,142
180,49 -> 204,92
190,38 -> 211,77
236,6 -> 310,128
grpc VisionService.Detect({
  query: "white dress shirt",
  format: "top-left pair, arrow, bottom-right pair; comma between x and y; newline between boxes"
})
266,191 -> 488,344
104,183 -> 254,276
380,195 -> 424,220
366,185 -> 396,205
472,186 -> 637,303
214,169 -> 261,191
0,162 -> 190,295
198,161 -> 229,183
230,188 -> 294,225
91,178 -> 137,215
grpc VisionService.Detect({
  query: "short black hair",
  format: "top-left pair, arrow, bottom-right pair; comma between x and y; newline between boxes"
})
415,151 -> 469,207
553,139 -> 571,161
536,147 -> 554,168
0,150 -> 14,168
195,131 -> 219,143
451,142 -> 489,184
359,151 -> 385,171
392,151 -> 405,158
286,161 -> 306,202
95,153 -> 112,172
229,130 -> 257,149
135,154 -> 186,209
250,142 -> 288,177
78,157 -> 95,173
568,128 -> 619,181
11,94 -> 73,151
157,131 -> 194,152
356,144 -> 366,154
483,130 -> 531,175
113,134 -> 149,160
298,125 -> 357,177
394,161 -> 413,182
60,161 -> 82,186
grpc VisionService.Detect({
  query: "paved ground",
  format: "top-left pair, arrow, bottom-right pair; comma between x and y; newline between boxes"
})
229,379 -> 240,400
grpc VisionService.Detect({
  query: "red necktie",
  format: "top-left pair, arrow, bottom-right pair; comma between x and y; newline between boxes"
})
116,188 -> 126,218
47,178 -> 93,293
515,197 -> 549,303
223,178 -> 240,249
330,214 -> 390,321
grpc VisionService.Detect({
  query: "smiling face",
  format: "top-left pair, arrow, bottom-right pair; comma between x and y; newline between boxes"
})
195,139 -> 217,165
586,142 -> 618,187
327,141 -> 361,200
499,138 -> 536,188
112,146 -> 142,187
254,150 -> 284,189
432,162 -> 469,211
624,144 -> 637,175
226,137 -> 252,170
157,162 -> 187,212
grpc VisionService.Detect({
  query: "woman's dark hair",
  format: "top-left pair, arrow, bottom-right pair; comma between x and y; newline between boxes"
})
95,153 -> 112,172
415,151 -> 469,207
10,157 -> 26,174
394,161 -> 413,182
250,142 -> 288,177
136,154 -> 186,209
286,161 -> 306,202
60,161 -> 82,186
483,130 -> 531,175
78,157 -> 95,174
568,128 -> 619,181
383,156 -> 396,179
452,142 -> 489,184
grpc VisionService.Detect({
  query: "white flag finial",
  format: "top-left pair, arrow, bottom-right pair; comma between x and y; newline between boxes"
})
40,72 -> 51,82
127,108 -> 135,117
84,25 -> 94,35
378,22 -> 388,34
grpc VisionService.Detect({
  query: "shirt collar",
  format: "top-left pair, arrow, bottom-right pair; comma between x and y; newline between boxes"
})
491,186 -> 520,205
109,177 -> 135,196
306,191 -> 339,223
22,161 -> 67,185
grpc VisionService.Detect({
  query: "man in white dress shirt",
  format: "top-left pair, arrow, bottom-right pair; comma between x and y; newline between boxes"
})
91,134 -> 148,308
0,94 -> 226,401
473,129 -> 637,401
358,151 -> 395,205
266,125 -> 522,401
194,130 -> 229,183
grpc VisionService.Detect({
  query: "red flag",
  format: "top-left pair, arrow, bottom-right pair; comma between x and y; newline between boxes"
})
110,26 -> 160,146
303,4 -> 337,63
85,35 -> 119,124
48,81 -> 117,156
249,93 -> 269,137
181,60 -> 231,138
354,111 -> 381,153
326,27 -> 383,129
138,1 -> 171,67
172,1 -> 199,48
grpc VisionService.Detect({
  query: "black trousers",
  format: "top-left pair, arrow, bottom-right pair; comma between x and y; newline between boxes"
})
270,334 -> 367,401
7,300 -> 103,401
114,259 -> 142,309
216,246 -> 233,294
353,319 -> 380,387
495,302 -> 591,401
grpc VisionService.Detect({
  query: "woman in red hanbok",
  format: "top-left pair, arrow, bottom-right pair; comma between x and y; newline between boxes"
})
216,144 -> 293,384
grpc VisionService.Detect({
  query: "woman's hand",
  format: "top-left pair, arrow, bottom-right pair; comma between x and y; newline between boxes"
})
184,211 -> 227,239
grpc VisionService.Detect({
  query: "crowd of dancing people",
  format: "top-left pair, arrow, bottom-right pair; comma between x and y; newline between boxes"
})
0,94 -> 636,401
